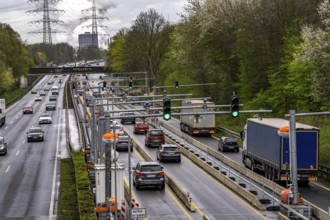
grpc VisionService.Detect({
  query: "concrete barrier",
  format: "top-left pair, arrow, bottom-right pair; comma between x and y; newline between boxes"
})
278,212 -> 291,220
165,136 -> 265,211
131,138 -> 195,212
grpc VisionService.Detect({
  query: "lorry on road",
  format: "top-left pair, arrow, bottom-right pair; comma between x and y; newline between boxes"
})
180,99 -> 215,136
0,99 -> 6,127
241,118 -> 319,183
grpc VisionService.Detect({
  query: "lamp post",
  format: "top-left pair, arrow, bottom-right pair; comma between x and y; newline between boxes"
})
102,132 -> 119,218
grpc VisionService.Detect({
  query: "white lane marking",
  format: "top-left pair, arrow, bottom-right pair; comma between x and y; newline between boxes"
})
5,165 -> 10,173
16,150 -> 20,156
22,139 -> 26,144
49,109 -> 61,215
5,126 -> 8,129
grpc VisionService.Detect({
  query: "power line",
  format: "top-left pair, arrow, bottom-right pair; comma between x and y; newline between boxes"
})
26,0 -> 65,44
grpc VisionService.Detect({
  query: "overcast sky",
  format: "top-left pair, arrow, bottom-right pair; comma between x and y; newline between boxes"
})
0,0 -> 187,48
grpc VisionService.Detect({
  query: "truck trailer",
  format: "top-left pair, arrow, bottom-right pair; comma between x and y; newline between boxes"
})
241,118 -> 319,183
0,99 -> 6,127
180,99 -> 215,136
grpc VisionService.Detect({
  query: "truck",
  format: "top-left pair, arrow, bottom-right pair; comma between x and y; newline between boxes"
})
0,99 -> 6,127
180,99 -> 215,136
241,118 -> 319,183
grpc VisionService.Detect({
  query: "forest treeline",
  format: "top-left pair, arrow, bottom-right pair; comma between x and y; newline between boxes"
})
106,0 -> 330,117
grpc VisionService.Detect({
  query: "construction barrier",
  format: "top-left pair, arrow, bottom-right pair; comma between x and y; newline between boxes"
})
120,198 -> 140,219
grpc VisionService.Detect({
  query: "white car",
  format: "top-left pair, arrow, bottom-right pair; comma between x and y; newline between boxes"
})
110,124 -> 124,135
34,96 -> 42,101
39,113 -> 52,124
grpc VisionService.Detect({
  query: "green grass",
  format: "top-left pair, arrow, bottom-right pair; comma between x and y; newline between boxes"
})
72,152 -> 97,220
58,158 -> 79,219
0,87 -> 27,106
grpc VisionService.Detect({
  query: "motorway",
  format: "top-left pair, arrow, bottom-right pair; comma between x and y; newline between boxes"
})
0,75 -> 68,218
86,75 -> 276,220
1,72 -> 329,219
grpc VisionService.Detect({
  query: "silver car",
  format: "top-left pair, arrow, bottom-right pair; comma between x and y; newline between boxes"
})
27,127 -> 45,142
0,137 -> 7,155
133,161 -> 165,190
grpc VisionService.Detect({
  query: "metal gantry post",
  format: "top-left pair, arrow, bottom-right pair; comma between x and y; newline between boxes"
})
113,127 -> 118,220
91,96 -> 98,163
127,136 -> 132,220
99,117 -> 106,164
289,110 -> 299,204
105,141 -> 111,199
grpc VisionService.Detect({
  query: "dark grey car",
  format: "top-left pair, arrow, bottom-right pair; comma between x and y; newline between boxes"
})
120,112 -> 135,124
133,161 -> 165,190
27,127 -> 45,142
116,135 -> 133,151
218,137 -> 239,152
0,137 -> 7,155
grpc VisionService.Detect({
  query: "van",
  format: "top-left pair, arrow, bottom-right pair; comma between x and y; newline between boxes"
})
51,86 -> 59,91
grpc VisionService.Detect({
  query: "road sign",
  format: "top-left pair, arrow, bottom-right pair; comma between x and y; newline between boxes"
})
131,208 -> 146,218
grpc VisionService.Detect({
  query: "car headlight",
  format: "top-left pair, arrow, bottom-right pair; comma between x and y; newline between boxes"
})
0,146 -> 4,150
28,135 -> 32,138
39,134 -> 43,137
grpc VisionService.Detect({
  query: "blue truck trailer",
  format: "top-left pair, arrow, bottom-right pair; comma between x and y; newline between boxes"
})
241,118 -> 319,183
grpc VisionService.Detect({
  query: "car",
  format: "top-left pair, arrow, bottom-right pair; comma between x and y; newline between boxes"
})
157,144 -> 181,162
23,107 -> 33,114
116,135 -> 133,151
26,127 -> 45,142
218,137 -> 240,152
52,90 -> 59,95
44,87 -> 50,92
34,95 -> 42,101
39,113 -> 52,124
47,81 -> 54,85
49,95 -> 57,101
109,124 -> 124,135
120,112 -> 135,124
39,91 -> 46,96
145,129 -> 165,148
0,137 -> 7,155
46,102 -> 56,111
31,90 -> 37,94
133,122 -> 149,134
133,161 -> 165,190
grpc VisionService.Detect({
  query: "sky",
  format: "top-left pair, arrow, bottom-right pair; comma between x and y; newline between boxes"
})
0,0 -> 187,48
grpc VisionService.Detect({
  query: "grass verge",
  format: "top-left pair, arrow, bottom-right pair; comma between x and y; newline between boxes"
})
58,158 -> 79,219
72,152 -> 97,220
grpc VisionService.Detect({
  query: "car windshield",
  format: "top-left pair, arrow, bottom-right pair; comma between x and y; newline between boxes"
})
136,123 -> 146,126
140,165 -> 162,172
110,125 -> 121,130
225,138 -> 238,143
29,128 -> 42,133
164,147 -> 178,151
0,139 -> 4,144
150,130 -> 163,136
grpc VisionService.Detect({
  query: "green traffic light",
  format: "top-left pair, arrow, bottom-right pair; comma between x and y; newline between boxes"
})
232,111 -> 239,118
164,113 -> 171,120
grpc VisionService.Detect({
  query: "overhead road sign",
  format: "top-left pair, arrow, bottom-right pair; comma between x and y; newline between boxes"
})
29,66 -> 108,75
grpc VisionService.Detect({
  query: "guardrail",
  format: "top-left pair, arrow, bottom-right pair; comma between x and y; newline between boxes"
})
318,164 -> 330,180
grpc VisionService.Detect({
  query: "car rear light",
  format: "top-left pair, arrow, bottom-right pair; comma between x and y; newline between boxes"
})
193,130 -> 199,134
136,173 -> 144,177
209,130 -> 215,134
157,172 -> 165,177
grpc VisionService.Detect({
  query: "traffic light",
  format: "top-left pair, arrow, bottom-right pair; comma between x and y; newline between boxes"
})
175,81 -> 179,89
102,81 -> 106,91
231,95 -> 239,118
129,80 -> 132,90
163,97 -> 171,120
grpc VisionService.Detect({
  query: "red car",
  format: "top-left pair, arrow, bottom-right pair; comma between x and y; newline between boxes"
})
133,122 -> 149,134
23,107 -> 33,114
